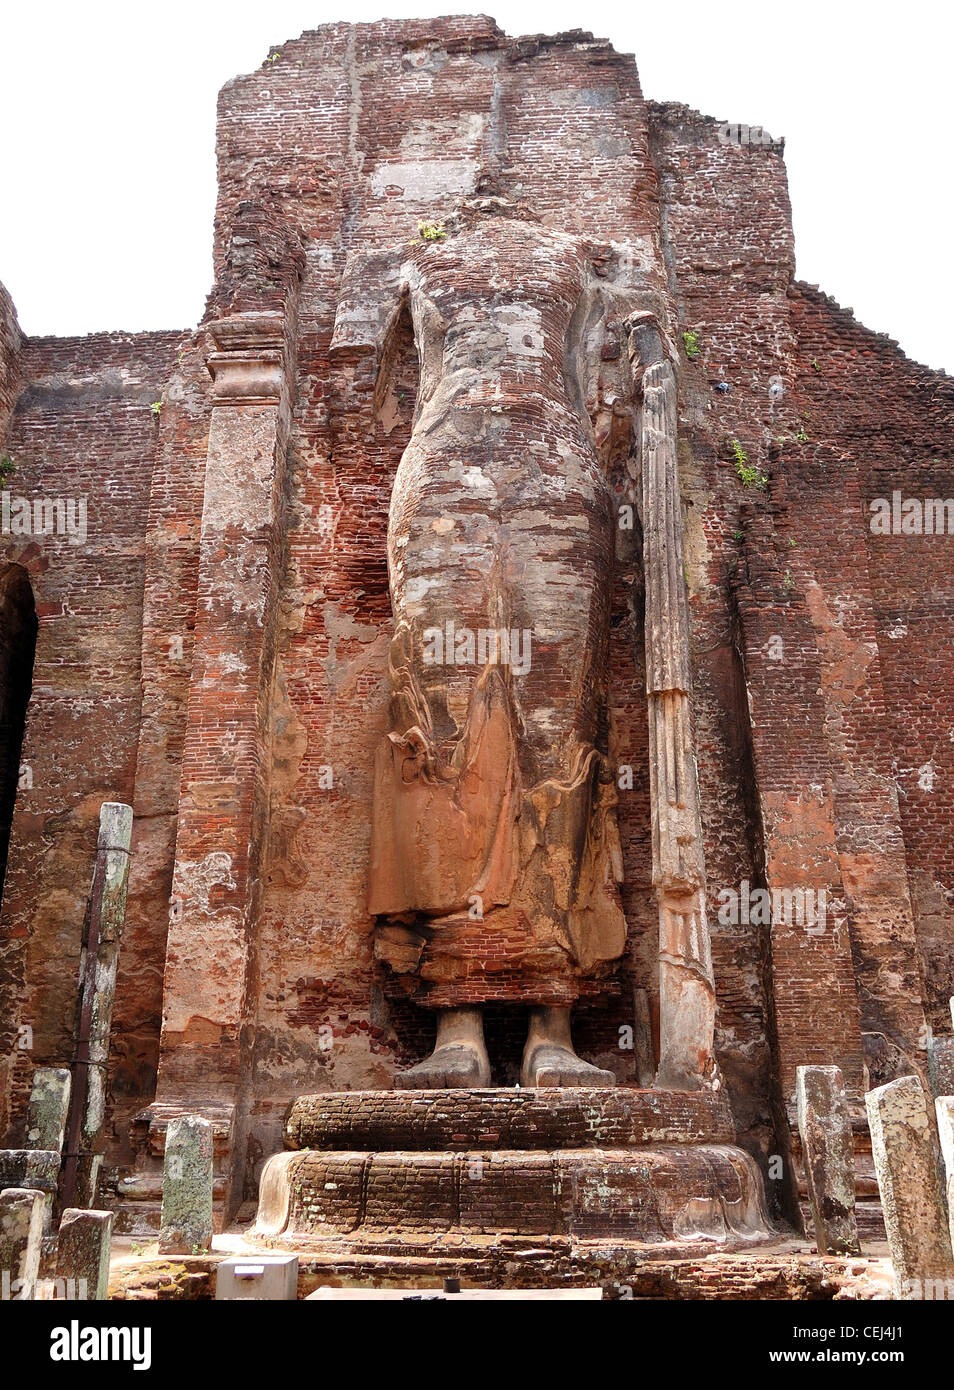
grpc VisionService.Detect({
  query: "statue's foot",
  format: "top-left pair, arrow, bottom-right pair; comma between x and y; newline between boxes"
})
520,1043 -> 615,1088
520,1004 -> 615,1088
393,1005 -> 491,1090
396,1043 -> 491,1090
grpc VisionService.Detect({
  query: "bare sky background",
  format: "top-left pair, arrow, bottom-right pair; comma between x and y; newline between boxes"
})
1,0 -> 950,372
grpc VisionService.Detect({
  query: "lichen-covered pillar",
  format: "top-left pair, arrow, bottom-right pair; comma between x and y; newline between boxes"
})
866,1075 -> 954,1298
60,802 -> 132,1208
26,1067 -> 71,1151
158,1114 -> 213,1256
928,1036 -> 954,1100
83,804 -> 133,1151
796,1064 -> 860,1255
638,349 -> 716,1091
56,1208 -> 113,1300
151,300 -> 299,1219
0,1188 -> 44,1299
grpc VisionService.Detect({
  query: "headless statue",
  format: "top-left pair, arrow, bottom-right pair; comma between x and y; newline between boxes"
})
338,199 -> 645,1087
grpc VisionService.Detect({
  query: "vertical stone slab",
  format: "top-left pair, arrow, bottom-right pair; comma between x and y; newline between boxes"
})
0,1188 -> 44,1299
796,1065 -> 860,1255
26,1067 -> 72,1152
632,987 -> 656,1088
866,1075 -> 954,1298
936,1097 -> 954,1254
61,802 -> 132,1209
74,1154 -> 103,1210
83,802 -> 134,1152
928,1036 -> 954,1101
158,1115 -> 214,1255
56,1208 -> 113,1300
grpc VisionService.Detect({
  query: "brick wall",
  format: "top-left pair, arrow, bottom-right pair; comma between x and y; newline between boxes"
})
0,328 -> 181,1140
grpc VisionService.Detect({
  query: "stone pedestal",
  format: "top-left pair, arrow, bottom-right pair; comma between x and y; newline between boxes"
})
253,1088 -> 773,1289
866,1076 -> 954,1298
796,1065 -> 860,1256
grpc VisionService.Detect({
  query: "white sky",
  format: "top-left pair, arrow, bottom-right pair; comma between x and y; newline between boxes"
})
1,1 -> 951,373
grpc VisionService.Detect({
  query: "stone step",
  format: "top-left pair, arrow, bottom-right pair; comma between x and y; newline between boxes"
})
259,1142 -> 771,1245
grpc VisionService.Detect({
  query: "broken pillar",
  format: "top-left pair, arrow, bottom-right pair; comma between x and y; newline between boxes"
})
796,1064 -> 860,1256
866,1075 -> 954,1298
0,1148 -> 62,1231
158,1114 -> 214,1255
56,1207 -> 113,1300
0,1187 -> 45,1299
26,1067 -> 72,1152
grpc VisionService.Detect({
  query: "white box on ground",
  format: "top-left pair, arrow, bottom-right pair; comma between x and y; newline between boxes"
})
215,1254 -> 298,1300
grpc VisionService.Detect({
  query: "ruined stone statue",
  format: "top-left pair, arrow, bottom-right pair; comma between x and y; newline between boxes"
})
332,197 -> 715,1090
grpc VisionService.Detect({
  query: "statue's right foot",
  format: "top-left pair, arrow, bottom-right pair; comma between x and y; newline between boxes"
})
394,1005 -> 491,1090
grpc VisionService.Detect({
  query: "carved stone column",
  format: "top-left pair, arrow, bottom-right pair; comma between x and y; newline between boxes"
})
635,336 -> 717,1090
147,307 -> 296,1219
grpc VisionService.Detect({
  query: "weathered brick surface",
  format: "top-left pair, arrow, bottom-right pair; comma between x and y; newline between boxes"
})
285,1086 -> 734,1151
282,1142 -> 767,1243
0,283 -> 22,446
0,329 -> 180,1144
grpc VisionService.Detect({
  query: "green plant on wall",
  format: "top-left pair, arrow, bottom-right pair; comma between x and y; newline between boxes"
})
418,219 -> 447,242
730,438 -> 768,490
0,455 -> 15,482
150,401 -> 162,418
682,329 -> 701,361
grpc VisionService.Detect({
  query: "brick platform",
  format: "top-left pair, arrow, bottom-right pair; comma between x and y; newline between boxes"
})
284,1086 -> 735,1151
255,1088 -> 775,1278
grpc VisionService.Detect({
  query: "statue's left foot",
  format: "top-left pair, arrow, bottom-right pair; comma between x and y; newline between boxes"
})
520,1005 -> 615,1088
521,1043 -> 615,1088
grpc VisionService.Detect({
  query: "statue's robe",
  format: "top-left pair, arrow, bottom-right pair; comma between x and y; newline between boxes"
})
350,210 -> 628,1006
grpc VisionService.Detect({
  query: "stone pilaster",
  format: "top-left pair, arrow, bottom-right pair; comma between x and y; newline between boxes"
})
149,302 -> 298,1219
